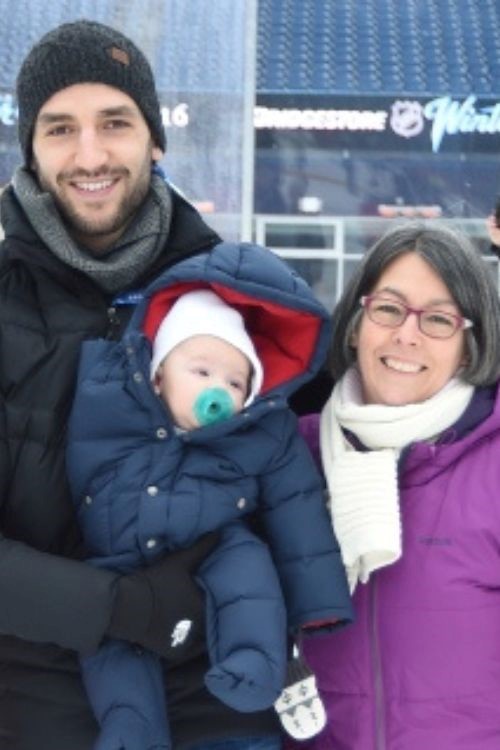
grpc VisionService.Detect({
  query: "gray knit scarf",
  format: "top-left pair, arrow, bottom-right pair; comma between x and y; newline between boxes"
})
12,166 -> 173,293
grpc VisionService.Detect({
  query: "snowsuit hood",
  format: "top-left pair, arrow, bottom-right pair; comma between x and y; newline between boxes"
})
129,240 -> 332,401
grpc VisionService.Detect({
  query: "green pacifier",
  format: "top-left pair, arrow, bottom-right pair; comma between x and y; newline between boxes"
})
193,387 -> 235,426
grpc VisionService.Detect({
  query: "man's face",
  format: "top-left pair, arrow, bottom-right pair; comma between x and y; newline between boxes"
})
31,83 -> 163,254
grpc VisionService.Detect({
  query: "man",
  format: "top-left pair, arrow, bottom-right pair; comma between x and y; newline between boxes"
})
0,20 -> 280,750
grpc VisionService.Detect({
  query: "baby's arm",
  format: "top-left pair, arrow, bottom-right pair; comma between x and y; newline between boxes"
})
258,411 -> 353,630
197,521 -> 287,712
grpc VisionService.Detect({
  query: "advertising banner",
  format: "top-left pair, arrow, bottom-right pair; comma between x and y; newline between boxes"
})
255,94 -> 500,154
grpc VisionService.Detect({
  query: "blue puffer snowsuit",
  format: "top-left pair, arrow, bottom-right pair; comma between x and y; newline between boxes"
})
66,241 -> 353,750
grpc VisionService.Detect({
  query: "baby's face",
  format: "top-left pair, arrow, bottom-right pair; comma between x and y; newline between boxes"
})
154,335 -> 251,430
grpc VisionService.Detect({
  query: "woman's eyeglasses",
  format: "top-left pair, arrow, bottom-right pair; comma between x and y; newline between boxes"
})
360,295 -> 473,340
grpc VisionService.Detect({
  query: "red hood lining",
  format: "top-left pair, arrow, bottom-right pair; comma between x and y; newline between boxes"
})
142,281 -> 321,393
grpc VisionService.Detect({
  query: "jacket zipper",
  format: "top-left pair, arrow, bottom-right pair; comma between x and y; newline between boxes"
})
106,305 -> 121,340
370,576 -> 386,750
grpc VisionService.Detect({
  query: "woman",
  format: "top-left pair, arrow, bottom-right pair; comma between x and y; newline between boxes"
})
293,223 -> 500,749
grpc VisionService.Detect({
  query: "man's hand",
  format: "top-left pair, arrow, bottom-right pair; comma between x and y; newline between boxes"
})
107,532 -> 219,661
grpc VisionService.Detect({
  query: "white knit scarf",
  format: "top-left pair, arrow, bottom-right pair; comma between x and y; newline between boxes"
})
320,367 -> 473,592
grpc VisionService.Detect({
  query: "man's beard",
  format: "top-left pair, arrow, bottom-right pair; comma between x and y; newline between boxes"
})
35,161 -> 152,254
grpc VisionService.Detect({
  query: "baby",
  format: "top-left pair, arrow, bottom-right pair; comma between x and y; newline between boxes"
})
66,242 -> 352,750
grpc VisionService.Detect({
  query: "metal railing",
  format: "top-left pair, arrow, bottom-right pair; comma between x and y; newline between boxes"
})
254,214 -> 498,311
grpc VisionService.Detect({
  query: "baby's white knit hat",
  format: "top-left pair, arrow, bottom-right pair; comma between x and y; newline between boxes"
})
150,289 -> 263,405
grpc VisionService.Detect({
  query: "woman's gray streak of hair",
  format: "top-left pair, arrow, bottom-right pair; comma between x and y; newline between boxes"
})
329,222 -> 500,386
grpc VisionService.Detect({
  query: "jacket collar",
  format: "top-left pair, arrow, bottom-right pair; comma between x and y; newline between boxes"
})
0,177 -> 220,296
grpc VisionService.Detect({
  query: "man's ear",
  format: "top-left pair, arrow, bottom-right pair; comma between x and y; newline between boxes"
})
152,145 -> 163,163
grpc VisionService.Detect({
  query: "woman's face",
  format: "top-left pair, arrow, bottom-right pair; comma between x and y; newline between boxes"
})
352,252 -> 468,406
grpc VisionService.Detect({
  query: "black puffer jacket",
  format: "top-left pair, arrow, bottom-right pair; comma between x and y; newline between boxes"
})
0,185 -> 278,750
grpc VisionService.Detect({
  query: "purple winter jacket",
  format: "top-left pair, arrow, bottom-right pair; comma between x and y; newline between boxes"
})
294,384 -> 500,750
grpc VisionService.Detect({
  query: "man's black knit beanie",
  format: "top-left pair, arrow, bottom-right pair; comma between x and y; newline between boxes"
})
16,19 -> 166,164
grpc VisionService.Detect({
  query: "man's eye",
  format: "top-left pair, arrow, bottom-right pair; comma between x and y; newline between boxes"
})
104,119 -> 131,129
47,125 -> 72,137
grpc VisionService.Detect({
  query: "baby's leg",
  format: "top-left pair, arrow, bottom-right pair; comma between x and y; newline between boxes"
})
82,640 -> 171,749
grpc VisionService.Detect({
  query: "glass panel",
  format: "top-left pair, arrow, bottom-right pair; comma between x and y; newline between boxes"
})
281,258 -> 338,312
265,223 -> 337,250
255,146 -> 500,221
343,259 -> 363,291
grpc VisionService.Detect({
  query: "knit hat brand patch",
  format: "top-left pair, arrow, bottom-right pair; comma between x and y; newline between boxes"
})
109,46 -> 130,66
